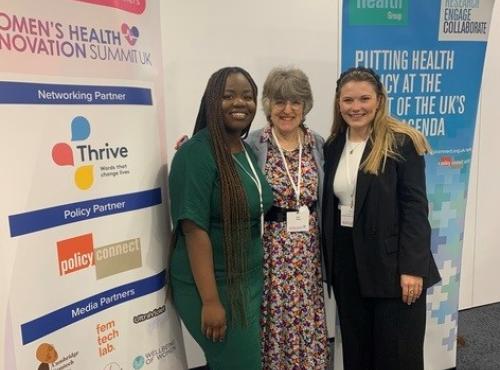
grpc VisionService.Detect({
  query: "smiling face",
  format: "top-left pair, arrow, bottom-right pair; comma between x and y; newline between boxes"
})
269,98 -> 304,136
338,80 -> 380,136
221,72 -> 256,136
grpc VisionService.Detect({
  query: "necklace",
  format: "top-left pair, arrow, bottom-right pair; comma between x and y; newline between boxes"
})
346,128 -> 369,154
347,141 -> 363,154
273,130 -> 301,151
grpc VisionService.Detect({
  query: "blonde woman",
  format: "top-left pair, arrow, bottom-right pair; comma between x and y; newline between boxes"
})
322,66 -> 441,370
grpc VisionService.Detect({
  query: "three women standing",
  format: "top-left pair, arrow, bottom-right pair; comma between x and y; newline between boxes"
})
169,64 -> 441,370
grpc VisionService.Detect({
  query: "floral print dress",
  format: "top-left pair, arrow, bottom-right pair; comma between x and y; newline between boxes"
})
260,126 -> 328,369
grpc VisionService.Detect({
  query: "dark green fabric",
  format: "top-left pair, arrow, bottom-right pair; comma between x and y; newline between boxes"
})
168,128 -> 272,369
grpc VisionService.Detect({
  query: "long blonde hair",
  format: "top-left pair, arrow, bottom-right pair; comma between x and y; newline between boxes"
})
328,67 -> 430,175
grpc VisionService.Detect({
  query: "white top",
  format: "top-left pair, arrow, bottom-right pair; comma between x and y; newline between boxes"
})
333,130 -> 368,208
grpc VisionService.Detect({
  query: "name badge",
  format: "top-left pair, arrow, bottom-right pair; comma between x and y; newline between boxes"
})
286,205 -> 310,233
339,205 -> 354,228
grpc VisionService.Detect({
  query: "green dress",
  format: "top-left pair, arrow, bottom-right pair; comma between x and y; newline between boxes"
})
168,128 -> 273,370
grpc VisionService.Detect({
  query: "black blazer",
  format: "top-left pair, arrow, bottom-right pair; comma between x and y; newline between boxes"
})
322,132 -> 441,298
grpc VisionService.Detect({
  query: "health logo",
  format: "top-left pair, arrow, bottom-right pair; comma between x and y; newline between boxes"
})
121,23 -> 140,46
52,116 -> 94,190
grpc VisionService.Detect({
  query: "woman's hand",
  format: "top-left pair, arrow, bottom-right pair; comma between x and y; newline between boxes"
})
201,300 -> 227,342
400,274 -> 423,305
175,135 -> 189,150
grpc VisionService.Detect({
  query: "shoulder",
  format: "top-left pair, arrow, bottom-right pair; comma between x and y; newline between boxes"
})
393,132 -> 418,155
247,128 -> 263,141
307,129 -> 325,149
246,127 -> 269,154
246,127 -> 266,145
172,129 -> 214,167
390,132 -> 426,168
324,132 -> 343,151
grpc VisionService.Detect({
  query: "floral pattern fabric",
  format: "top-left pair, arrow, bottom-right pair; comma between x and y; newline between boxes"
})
260,126 -> 329,370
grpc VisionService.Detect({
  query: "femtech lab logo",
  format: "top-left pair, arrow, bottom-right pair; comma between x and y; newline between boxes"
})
51,116 -> 129,190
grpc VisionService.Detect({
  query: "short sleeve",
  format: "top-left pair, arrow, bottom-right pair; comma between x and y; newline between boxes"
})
168,137 -> 216,233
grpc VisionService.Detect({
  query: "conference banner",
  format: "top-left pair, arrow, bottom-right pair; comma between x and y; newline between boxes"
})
340,0 -> 495,369
0,1 -> 186,369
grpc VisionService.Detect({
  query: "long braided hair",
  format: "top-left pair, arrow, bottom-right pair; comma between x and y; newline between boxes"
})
329,66 -> 430,174
193,67 -> 258,325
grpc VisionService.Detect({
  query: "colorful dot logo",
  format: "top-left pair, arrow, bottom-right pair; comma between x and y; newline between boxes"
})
52,116 -> 94,190
121,23 -> 139,46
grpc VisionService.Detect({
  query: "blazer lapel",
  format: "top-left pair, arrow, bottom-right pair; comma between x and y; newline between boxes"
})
354,139 -> 373,224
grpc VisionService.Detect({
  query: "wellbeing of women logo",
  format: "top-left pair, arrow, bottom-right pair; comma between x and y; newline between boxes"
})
52,116 -> 131,190
0,11 -> 152,65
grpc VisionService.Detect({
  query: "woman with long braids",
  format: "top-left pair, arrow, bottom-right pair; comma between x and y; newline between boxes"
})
322,66 -> 441,370
168,67 -> 273,369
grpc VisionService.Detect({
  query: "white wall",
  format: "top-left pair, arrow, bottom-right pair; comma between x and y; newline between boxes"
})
160,1 -> 340,367
460,1 -> 500,310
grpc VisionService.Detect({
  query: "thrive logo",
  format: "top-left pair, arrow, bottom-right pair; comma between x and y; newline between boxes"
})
51,116 -> 129,190
52,116 -> 93,189
121,23 -> 139,46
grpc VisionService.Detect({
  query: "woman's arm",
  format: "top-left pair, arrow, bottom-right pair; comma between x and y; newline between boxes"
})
169,136 -> 224,340
397,135 -> 431,304
182,219 -> 226,342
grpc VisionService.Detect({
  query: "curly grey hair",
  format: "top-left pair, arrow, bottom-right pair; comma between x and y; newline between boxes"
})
262,67 -> 313,122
